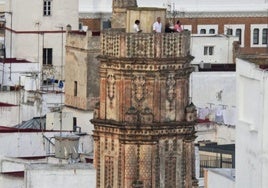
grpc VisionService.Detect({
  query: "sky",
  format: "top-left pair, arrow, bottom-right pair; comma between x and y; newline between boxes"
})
78,0 -> 268,13
1,0 -> 267,12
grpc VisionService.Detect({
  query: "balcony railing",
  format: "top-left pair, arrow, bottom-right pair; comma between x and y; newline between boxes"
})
199,158 -> 233,177
101,29 -> 191,59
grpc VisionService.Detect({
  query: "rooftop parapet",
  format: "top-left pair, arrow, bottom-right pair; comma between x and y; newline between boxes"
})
66,30 -> 100,51
100,29 -> 191,59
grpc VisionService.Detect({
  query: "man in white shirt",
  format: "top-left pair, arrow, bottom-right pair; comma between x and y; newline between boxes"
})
133,20 -> 142,33
153,17 -> 162,33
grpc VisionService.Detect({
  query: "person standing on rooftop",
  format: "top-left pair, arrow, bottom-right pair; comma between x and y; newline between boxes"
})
174,20 -> 183,32
153,17 -> 162,33
133,19 -> 142,33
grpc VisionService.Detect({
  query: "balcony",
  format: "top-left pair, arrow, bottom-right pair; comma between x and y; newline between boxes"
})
101,29 -> 191,59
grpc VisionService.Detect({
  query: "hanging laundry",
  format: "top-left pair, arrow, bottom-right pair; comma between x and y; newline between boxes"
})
198,107 -> 210,120
215,107 -> 224,123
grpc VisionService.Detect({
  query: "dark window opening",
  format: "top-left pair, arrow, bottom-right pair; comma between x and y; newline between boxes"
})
102,20 -> 111,29
73,117 -> 77,132
200,29 -> 206,34
43,0 -> 52,16
74,81 -> 77,96
43,48 -> 52,65
262,28 -> 268,45
235,29 -> 242,45
253,28 -> 259,44
227,28 -> 233,35
204,46 -> 214,56
209,29 -> 215,34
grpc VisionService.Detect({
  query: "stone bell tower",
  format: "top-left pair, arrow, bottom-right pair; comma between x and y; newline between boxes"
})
92,29 -> 198,187
92,3 -> 198,188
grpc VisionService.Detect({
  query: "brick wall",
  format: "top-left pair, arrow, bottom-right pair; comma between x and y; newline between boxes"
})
79,18 -> 101,32
171,17 -> 268,55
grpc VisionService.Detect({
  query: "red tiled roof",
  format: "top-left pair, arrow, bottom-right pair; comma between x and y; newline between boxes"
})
0,58 -> 31,64
18,156 -> 47,160
0,126 -> 44,133
0,126 -> 70,133
2,171 -> 24,177
0,102 -> 17,107
197,119 -> 211,123
259,64 -> 268,70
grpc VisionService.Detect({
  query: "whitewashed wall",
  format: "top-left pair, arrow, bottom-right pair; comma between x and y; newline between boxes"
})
0,91 -> 20,104
0,105 -> 20,126
195,123 -> 235,145
190,72 -> 236,108
1,62 -> 39,87
204,168 -> 235,188
4,0 -> 79,84
236,58 -> 268,188
0,91 -> 64,126
0,132 -> 93,158
25,164 -> 96,188
0,174 -> 24,188
190,35 -> 238,65
63,106 -> 94,134
0,158 -> 95,188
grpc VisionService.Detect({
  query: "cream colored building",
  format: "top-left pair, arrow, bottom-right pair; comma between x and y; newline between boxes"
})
3,0 -> 79,88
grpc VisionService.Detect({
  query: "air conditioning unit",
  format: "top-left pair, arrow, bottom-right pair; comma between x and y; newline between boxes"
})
200,63 -> 211,69
193,65 -> 199,72
1,85 -> 10,91
54,135 -> 80,160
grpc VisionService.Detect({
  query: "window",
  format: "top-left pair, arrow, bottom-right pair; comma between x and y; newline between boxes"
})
262,29 -> 268,45
79,23 -> 83,30
102,20 -> 111,29
204,46 -> 214,56
200,29 -> 206,34
209,29 -> 215,34
251,24 -> 268,47
235,29 -> 242,44
227,28 -> 233,35
74,81 -> 77,96
43,0 -> 52,16
224,25 -> 245,47
73,117 -> 77,132
253,28 -> 259,44
198,25 -> 218,35
43,48 -> 52,65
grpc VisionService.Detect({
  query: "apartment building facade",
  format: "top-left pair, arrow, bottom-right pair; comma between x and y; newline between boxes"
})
3,0 -> 79,89
79,0 -> 268,56
176,11 -> 268,55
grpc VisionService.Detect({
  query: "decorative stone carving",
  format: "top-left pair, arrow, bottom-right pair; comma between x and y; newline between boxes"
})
133,74 -> 146,103
107,74 -> 116,105
166,73 -> 176,110
93,29 -> 197,188
141,107 -> 153,124
101,31 -> 191,58
185,102 -> 197,122
125,106 -> 138,123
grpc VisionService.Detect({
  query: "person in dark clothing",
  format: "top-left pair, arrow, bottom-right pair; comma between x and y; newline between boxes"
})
165,23 -> 174,33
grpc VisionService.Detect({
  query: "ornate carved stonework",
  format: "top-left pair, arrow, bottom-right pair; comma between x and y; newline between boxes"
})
107,74 -> 116,105
92,28 -> 198,187
133,74 -> 146,104
166,73 -> 176,110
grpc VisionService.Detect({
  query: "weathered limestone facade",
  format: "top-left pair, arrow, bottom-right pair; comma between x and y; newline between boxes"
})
111,0 -> 137,29
65,31 -> 100,110
92,29 -> 198,187
92,1 -> 198,187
